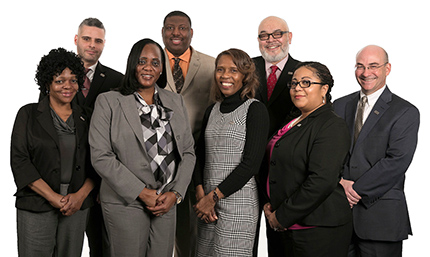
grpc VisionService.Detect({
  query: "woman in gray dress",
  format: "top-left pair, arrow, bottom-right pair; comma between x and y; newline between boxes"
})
193,48 -> 269,257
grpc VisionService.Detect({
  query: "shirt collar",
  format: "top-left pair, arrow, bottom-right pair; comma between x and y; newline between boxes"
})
165,47 -> 191,63
360,85 -> 386,107
264,54 -> 289,75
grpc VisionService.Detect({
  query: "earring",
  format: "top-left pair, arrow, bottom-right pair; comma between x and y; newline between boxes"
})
322,95 -> 326,104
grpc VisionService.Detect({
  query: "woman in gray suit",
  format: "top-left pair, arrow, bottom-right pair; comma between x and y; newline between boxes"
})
89,38 -> 195,257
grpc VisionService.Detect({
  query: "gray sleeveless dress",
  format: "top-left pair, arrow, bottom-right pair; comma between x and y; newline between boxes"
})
196,99 -> 259,257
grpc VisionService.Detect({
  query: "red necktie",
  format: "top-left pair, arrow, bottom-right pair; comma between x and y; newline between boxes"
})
82,68 -> 91,98
267,65 -> 278,100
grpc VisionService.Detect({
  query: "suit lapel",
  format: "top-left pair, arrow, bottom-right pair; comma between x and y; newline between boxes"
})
181,48 -> 199,93
36,97 -> 59,146
254,57 -> 268,104
86,62 -> 106,105
118,94 -> 146,147
345,93 -> 360,149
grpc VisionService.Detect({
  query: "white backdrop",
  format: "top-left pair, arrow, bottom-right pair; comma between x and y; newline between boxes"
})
1,0 -> 428,256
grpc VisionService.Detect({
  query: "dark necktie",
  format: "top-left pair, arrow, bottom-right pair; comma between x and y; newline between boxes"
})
82,68 -> 91,98
267,65 -> 278,100
354,95 -> 368,142
173,58 -> 184,93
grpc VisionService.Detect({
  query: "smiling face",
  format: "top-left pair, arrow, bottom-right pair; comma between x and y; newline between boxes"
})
290,66 -> 328,116
355,45 -> 391,95
162,15 -> 193,57
215,54 -> 245,97
135,43 -> 163,89
258,16 -> 292,64
49,67 -> 79,106
74,25 -> 105,68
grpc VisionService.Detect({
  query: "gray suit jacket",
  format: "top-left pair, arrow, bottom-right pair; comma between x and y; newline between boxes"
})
163,47 -> 215,141
89,87 -> 195,205
333,87 -> 419,241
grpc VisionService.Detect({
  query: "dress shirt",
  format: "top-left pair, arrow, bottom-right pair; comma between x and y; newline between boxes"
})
166,48 -> 191,79
358,85 -> 386,124
264,55 -> 289,80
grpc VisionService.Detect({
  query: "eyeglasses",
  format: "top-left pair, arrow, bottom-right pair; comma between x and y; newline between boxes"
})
258,31 -> 289,41
288,80 -> 325,90
355,62 -> 388,72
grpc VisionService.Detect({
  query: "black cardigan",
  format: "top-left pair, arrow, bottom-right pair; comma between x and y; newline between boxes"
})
10,97 -> 96,212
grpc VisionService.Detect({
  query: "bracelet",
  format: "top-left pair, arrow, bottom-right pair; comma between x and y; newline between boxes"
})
213,190 -> 219,203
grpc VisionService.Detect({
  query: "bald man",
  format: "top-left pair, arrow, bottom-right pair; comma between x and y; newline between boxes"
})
253,16 -> 301,257
333,45 -> 419,257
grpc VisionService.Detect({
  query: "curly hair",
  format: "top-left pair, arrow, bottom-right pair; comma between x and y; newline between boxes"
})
118,38 -> 166,95
35,47 -> 85,95
211,48 -> 259,102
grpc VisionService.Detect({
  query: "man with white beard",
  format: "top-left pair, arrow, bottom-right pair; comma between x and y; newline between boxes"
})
252,16 -> 301,257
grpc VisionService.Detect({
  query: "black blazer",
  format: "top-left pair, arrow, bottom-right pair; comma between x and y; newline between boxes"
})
253,54 -> 300,136
10,97 -> 96,212
75,62 -> 123,111
262,104 -> 352,228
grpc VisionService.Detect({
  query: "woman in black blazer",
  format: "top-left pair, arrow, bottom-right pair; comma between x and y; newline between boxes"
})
262,62 -> 352,257
10,48 -> 96,257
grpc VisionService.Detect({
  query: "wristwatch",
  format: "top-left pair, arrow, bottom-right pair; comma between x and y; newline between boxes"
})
172,191 -> 182,204
213,190 -> 219,203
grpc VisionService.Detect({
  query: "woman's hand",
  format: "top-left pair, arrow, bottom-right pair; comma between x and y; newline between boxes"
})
263,202 -> 287,232
146,192 -> 177,217
60,193 -> 85,216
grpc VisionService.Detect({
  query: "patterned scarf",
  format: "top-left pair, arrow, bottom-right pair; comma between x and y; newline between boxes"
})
134,90 -> 176,193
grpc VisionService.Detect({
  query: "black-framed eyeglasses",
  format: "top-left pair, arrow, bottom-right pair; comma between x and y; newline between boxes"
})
288,80 -> 325,90
355,62 -> 388,72
258,31 -> 289,41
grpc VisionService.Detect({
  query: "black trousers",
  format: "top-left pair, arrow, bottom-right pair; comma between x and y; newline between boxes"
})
267,220 -> 353,257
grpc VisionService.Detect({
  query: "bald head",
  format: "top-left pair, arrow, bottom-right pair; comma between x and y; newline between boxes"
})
258,16 -> 292,64
356,45 -> 389,63
258,16 -> 289,34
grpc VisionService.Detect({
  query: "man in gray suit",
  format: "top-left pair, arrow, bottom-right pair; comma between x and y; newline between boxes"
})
160,10 -> 215,257
333,45 -> 420,257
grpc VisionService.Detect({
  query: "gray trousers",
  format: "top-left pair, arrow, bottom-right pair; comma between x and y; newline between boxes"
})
17,208 -> 89,257
102,200 -> 176,257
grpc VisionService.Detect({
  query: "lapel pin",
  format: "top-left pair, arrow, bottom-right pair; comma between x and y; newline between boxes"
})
80,116 -> 85,121
374,110 -> 380,115
288,71 -> 293,75
100,73 -> 105,77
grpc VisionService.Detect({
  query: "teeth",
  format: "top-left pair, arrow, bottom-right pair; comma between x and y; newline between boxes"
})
222,83 -> 233,86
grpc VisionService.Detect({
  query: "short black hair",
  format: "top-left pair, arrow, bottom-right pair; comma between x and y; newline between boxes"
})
163,11 -> 192,27
35,48 -> 85,95
118,38 -> 166,95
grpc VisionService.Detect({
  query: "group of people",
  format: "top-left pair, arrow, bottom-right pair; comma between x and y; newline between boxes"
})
10,10 -> 419,257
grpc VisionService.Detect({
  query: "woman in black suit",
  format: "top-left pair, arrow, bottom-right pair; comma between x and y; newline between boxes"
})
262,62 -> 352,257
10,48 -> 96,257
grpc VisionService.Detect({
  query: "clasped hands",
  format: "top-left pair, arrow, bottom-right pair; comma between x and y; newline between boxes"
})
139,188 -> 176,216
193,185 -> 219,223
50,192 -> 85,217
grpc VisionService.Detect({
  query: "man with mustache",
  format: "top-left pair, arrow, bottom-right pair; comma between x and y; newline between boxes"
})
333,45 -> 419,257
253,16 -> 300,257
160,10 -> 215,257
74,17 -> 123,257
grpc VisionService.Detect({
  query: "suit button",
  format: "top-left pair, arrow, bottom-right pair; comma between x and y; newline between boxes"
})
270,160 -> 276,166
274,142 -> 280,147
75,165 -> 81,171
